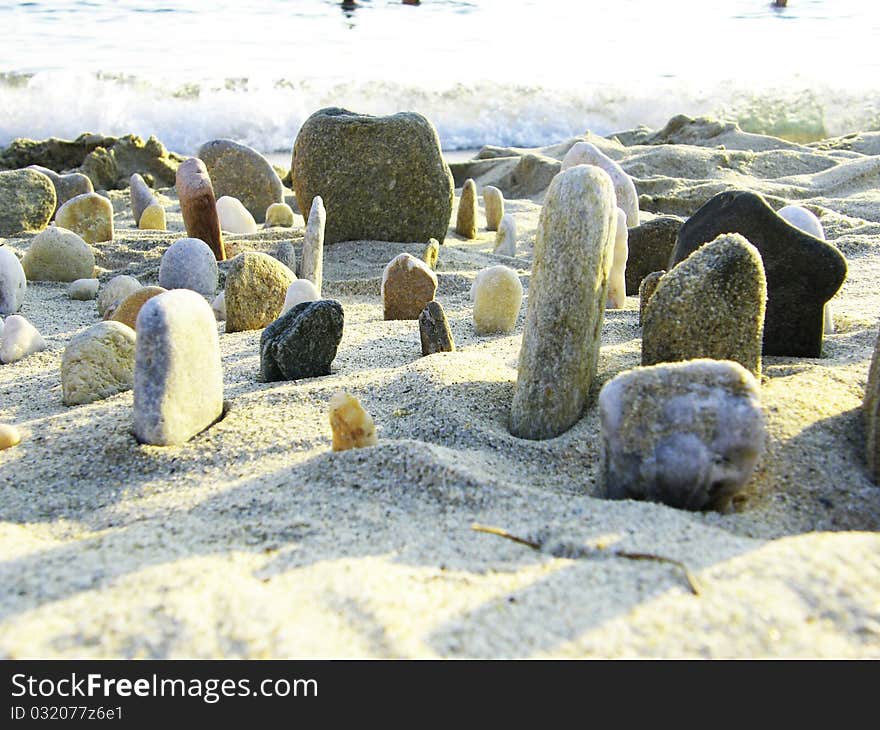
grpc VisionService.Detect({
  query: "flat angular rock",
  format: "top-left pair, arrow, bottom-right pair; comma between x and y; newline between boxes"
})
493,214 -> 517,257
471,265 -> 522,335
265,202 -> 295,228
216,195 -> 258,234
644,233 -> 766,376
419,300 -> 455,355
0,315 -> 46,364
68,277 -> 99,300
638,270 -> 665,326
176,157 -> 225,261
671,190 -> 846,357
599,359 -> 765,511
509,165 -> 617,440
22,226 -> 95,282
301,196 -> 325,295
483,185 -> 504,231
292,108 -> 454,244
0,246 -> 27,314
625,216 -> 682,295
61,320 -> 136,406
55,192 -> 113,244
198,139 -> 283,224
282,279 -> 320,314
0,168 -> 55,236
158,237 -> 218,296
224,252 -> 296,333
561,142 -> 639,227
27,165 -> 93,217
133,289 -> 224,446
98,275 -> 141,319
382,253 -> 438,320
110,286 -> 167,330
329,391 -> 377,451
260,299 -> 344,382
456,178 -> 477,238
606,208 -> 629,309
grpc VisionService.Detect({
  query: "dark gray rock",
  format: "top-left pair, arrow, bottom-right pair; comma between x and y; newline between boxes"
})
419,300 -> 455,355
260,299 -> 344,382
625,216 -> 682,295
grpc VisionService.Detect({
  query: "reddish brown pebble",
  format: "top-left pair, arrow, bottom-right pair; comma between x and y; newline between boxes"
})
176,157 -> 226,261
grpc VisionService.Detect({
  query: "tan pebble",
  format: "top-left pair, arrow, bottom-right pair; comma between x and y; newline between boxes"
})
0,424 -> 21,450
111,286 -> 167,330
138,203 -> 166,231
329,392 -> 377,451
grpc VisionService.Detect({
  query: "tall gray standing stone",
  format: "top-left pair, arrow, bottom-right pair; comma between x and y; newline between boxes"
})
301,196 -> 325,295
0,168 -> 55,236
292,108 -> 454,244
509,165 -> 617,440
129,172 -> 158,224
133,289 -> 224,446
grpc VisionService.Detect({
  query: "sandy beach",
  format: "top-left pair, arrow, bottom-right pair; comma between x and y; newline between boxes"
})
1,116 -> 880,658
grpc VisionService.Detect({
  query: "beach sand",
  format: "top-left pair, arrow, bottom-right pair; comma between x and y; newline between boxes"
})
1,117 -> 879,658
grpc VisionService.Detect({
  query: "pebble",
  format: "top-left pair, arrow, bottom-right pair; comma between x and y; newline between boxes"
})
216,195 -> 259,234
471,265 -> 523,335
261,299 -> 343,382
0,315 -> 46,364
98,275 -> 141,319
0,168 -> 55,236
456,178 -> 478,238
282,279 -> 320,314
301,195 -> 325,295
328,391 -> 378,451
644,233 -> 766,376
176,157 -> 226,261
224,252 -> 296,333
560,141 -> 639,227
493,214 -> 517,257
606,208 -> 629,309
423,238 -> 440,269
158,237 -> 219,296
509,164 -> 617,440
68,277 -> 100,301
0,423 -> 21,450
265,202 -> 296,228
133,289 -> 224,446
672,190 -> 846,357
138,203 -> 167,231
27,165 -> 93,217
22,226 -> 95,282
419,300 -> 455,355
625,216 -> 682,295
212,291 -> 226,321
61,321 -> 136,406
638,270 -> 665,326
382,253 -> 438,320
483,185 -> 504,231
599,359 -> 765,511
0,246 -> 27,315
110,286 -> 167,330
55,192 -> 114,244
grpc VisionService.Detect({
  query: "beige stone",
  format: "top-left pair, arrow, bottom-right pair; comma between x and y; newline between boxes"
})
329,392 -> 378,451
61,321 -> 136,406
55,192 -> 114,244
483,185 -> 504,231
111,286 -> 167,330
22,226 -> 95,282
224,252 -> 296,332
456,178 -> 477,238
381,253 -> 438,320
471,265 -> 523,335
0,423 -> 21,450
265,202 -> 295,228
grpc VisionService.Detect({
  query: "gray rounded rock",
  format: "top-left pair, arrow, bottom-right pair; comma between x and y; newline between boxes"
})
158,237 -> 219,296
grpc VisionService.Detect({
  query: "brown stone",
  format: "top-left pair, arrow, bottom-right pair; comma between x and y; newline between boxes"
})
176,157 -> 225,261
382,253 -> 438,320
111,286 -> 167,330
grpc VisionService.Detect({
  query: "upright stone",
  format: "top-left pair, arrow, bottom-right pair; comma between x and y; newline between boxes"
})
27,165 -> 92,217
483,185 -> 504,231
111,286 -> 167,329
509,165 -> 617,440
643,233 -> 766,376
471,265 -> 523,335
273,241 -> 297,273
382,253 -> 438,320
671,190 -> 846,357
301,196 -> 325,295
224,252 -> 296,332
606,208 -> 629,309
133,289 -> 223,446
129,173 -> 157,224
423,238 -> 439,269
0,246 -> 27,315
456,179 -> 477,239
638,270 -> 665,326
419,300 -> 455,355
560,142 -> 639,227
599,359 -> 765,511
494,214 -> 517,257
625,216 -> 682,295
55,192 -> 113,244
176,157 -> 225,261
138,203 -> 166,230
292,108 -> 454,244
0,168 -> 55,235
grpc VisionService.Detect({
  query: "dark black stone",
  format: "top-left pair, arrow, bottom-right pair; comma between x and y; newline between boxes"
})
260,299 -> 344,382
625,216 -> 682,295
418,300 -> 455,355
670,191 -> 846,357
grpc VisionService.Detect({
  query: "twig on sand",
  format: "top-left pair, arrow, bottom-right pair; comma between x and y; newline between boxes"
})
471,523 -> 703,596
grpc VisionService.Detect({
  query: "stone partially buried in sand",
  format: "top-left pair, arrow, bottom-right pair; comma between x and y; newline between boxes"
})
260,299 -> 344,382
423,238 -> 439,269
176,157 -> 225,261
483,185 -> 504,231
599,359 -> 765,512
133,289 -> 223,446
0,168 -> 55,236
0,315 -> 46,364
110,286 -> 167,330
494,214 -> 516,257
471,265 -> 522,335
456,178 -> 477,239
158,237 -> 219,296
671,190 -> 846,357
282,279 -> 319,315
606,208 -> 629,309
638,270 -> 665,326
382,253 -> 438,320
561,141 -> 639,227
0,246 -> 27,315
55,192 -> 113,244
61,321 -> 136,406
129,173 -> 166,230
643,233 -> 766,377
625,216 -> 682,295
98,275 -> 141,319
265,202 -> 295,228
419,300 -> 455,355
224,252 -> 296,333
68,277 -> 99,301
329,391 -> 377,451
22,226 -> 95,282
509,165 -> 617,440
0,423 -> 21,450
292,108 -> 454,244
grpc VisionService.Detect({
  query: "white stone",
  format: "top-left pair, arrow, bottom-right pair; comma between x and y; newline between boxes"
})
158,237 -> 219,296
133,289 -> 224,446
493,214 -> 517,257
301,195 -> 325,295
483,185 -> 504,231
265,202 -> 296,228
98,275 -> 141,319
216,195 -> 258,234
606,208 -> 629,309
471,265 -> 523,335
282,279 -> 320,314
212,291 -> 226,321
561,141 -> 639,227
0,315 -> 46,364
68,278 -> 100,300
61,321 -> 136,406
0,246 -> 26,315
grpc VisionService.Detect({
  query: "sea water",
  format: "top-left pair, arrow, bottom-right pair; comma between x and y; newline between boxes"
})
1,0 -> 879,156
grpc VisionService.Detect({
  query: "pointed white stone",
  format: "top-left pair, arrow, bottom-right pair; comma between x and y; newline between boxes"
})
301,195 -> 326,295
